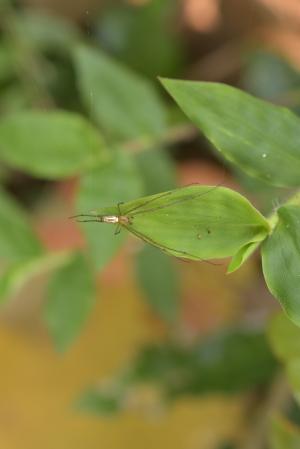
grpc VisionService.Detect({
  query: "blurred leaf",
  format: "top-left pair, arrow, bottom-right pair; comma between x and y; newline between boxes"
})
98,0 -> 184,78
108,185 -> 270,262
0,251 -> 71,303
73,45 -> 167,142
0,188 -> 43,263
161,79 -> 300,187
268,313 -> 300,362
12,10 -> 79,53
130,330 -> 277,397
0,84 -> 32,113
0,110 -> 107,178
136,244 -> 180,322
79,329 -> 277,415
262,206 -> 300,326
77,151 -> 143,269
135,148 -> 177,195
287,360 -> 300,406
0,42 -> 15,83
76,382 -> 126,415
44,252 -> 95,351
270,415 -> 300,449
243,50 -> 300,104
218,444 -> 236,449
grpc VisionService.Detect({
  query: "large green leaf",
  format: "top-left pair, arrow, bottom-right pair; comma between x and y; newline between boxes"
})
161,79 -> 300,187
0,111 -> 106,178
77,151 -> 143,269
44,252 -> 95,351
262,205 -> 300,326
98,185 -> 269,263
0,188 -> 43,263
73,45 -> 167,142
136,244 -> 180,322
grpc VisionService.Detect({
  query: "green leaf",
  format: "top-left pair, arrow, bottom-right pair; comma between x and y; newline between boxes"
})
270,416 -> 300,449
268,313 -> 300,362
77,151 -> 143,269
136,244 -> 180,322
114,185 -> 269,262
0,251 -> 71,303
227,241 -> 259,273
73,45 -> 167,142
44,252 -> 95,351
0,188 -> 43,263
242,50 -> 300,104
0,111 -> 107,179
161,79 -> 300,187
135,148 -> 177,195
262,205 -> 300,326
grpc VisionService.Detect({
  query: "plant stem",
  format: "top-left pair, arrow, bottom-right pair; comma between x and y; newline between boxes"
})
122,123 -> 197,154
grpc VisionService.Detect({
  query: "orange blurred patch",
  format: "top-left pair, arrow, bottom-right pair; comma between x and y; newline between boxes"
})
184,0 -> 221,32
259,0 -> 300,23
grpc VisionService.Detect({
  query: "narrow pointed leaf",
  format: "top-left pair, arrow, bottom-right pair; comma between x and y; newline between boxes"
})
227,241 -> 259,273
161,79 -> 300,187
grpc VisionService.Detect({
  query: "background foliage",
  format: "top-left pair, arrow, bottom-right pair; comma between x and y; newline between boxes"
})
1,1 -> 300,448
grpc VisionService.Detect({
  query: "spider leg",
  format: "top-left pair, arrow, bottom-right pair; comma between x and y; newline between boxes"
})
114,224 -> 122,235
124,191 -> 173,215
117,202 -> 124,215
124,225 -> 221,266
